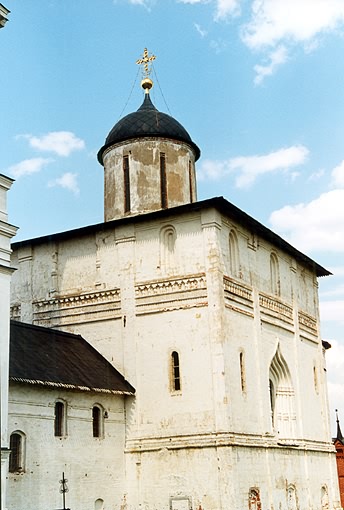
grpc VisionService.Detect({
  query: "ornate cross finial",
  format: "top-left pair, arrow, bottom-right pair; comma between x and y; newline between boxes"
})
136,48 -> 156,78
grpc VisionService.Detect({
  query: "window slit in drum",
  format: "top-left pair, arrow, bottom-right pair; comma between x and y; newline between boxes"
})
123,155 -> 130,213
160,153 -> 167,209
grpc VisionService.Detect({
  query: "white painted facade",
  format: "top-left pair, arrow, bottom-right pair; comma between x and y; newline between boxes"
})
7,85 -> 340,510
7,384 -> 128,510
9,202 -> 340,510
0,174 -> 17,510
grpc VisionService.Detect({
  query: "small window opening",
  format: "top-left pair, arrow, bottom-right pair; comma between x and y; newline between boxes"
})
171,351 -> 181,392
123,155 -> 130,213
93,406 -> 101,438
95,499 -> 104,510
9,433 -> 22,472
54,401 -> 65,437
160,153 -> 167,209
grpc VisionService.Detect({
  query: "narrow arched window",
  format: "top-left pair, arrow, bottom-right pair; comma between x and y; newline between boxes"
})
270,253 -> 280,295
9,432 -> 24,472
92,405 -> 103,438
95,499 -> 104,510
171,351 -> 181,392
54,401 -> 65,437
229,229 -> 239,277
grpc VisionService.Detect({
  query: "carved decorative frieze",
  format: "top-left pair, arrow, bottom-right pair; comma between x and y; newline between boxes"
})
10,303 -> 21,321
298,310 -> 318,337
223,276 -> 254,316
33,288 -> 121,327
259,293 -> 294,328
135,274 -> 207,314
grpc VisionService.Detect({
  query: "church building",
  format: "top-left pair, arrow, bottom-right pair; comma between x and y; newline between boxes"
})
8,50 -> 341,510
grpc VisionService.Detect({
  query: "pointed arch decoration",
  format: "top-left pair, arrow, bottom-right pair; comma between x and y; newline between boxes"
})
287,484 -> 298,510
269,344 -> 296,438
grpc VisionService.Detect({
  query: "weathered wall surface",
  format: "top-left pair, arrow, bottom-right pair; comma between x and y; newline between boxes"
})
103,138 -> 197,221
7,384 -> 127,510
125,445 -> 338,510
9,205 -> 339,510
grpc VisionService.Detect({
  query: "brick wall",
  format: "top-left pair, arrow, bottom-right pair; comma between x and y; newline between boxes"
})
335,440 -> 344,507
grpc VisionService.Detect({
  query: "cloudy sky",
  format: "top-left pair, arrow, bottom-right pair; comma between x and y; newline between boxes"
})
2,0 -> 344,433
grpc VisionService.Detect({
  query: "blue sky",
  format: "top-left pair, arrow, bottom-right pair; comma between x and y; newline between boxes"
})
2,0 -> 344,432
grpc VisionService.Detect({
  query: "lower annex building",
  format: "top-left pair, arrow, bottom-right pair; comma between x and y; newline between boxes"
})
7,51 -> 341,510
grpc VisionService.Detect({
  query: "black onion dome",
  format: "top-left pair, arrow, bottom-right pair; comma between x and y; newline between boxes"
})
98,94 -> 200,164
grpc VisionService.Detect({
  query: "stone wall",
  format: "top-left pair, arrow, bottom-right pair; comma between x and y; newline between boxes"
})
7,383 -> 128,510
9,205 -> 339,510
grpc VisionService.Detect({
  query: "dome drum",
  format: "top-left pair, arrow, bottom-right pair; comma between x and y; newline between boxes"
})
103,137 -> 197,222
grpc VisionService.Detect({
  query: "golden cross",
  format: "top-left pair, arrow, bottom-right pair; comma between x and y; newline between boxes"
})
136,48 -> 156,78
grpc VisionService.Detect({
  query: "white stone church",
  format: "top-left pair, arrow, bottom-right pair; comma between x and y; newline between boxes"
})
5,56 -> 341,510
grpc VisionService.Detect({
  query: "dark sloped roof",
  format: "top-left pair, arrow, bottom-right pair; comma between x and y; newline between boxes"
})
11,196 -> 331,277
9,320 -> 135,395
97,93 -> 200,164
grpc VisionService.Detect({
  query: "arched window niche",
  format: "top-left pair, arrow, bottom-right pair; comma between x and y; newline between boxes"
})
92,404 -> 104,438
170,350 -> 181,393
54,400 -> 67,437
9,431 -> 25,473
270,252 -> 280,296
160,225 -> 177,273
229,229 -> 239,278
269,344 -> 296,438
95,498 -> 104,510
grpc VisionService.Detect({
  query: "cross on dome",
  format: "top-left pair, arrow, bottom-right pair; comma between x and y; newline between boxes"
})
136,48 -> 156,93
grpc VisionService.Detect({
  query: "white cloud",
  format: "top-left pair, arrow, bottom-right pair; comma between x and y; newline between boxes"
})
242,0 -> 344,50
128,0 -> 154,5
321,286 -> 344,301
331,160 -> 344,188
269,189 -> 344,253
254,45 -> 288,85
179,0 -> 241,20
320,300 -> 344,323
197,159 -> 228,181
214,0 -> 241,20
7,158 -> 53,179
231,145 -> 308,188
309,169 -> 325,181
198,145 -> 308,188
48,172 -> 80,195
23,131 -> 85,157
179,0 -> 205,4
194,22 -> 207,37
